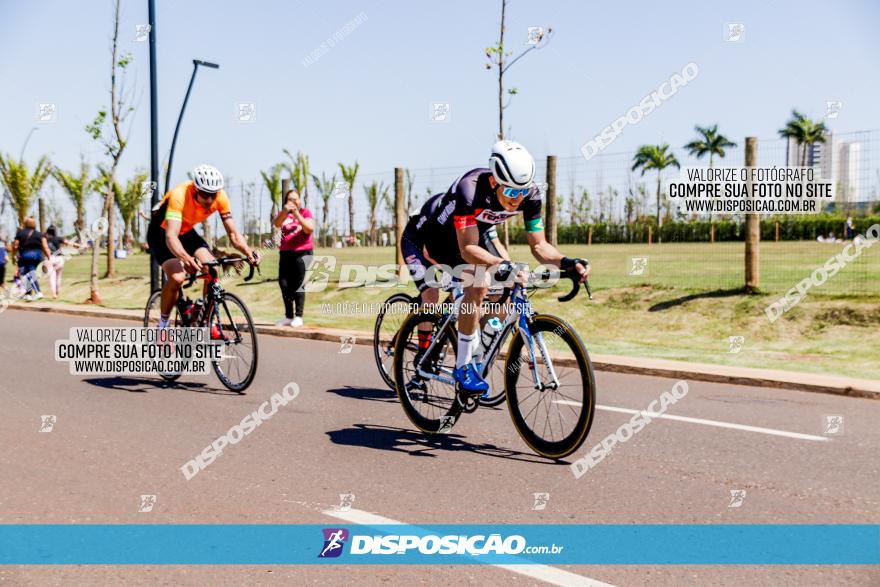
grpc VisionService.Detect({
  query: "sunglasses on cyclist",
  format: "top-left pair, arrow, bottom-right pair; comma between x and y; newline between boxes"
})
196,190 -> 218,201
501,187 -> 530,199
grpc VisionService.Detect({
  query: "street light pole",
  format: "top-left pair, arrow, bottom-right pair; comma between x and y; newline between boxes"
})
164,59 -> 219,195
148,0 -> 160,291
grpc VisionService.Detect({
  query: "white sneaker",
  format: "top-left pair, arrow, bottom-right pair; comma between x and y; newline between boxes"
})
34,292 -> 44,300
291,317 -> 304,328
23,294 -> 34,301
275,317 -> 293,327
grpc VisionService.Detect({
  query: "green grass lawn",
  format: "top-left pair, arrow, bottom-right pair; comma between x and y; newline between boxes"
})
31,241 -> 880,380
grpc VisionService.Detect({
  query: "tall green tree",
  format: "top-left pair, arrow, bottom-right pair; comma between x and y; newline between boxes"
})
684,125 -> 737,168
684,125 -> 736,224
632,144 -> 680,242
404,169 -> 415,217
364,180 -> 388,246
260,163 -> 284,233
52,158 -> 97,240
112,171 -> 149,250
0,154 -> 51,226
283,149 -> 310,209
338,161 -> 360,238
311,172 -> 337,247
778,110 -> 827,166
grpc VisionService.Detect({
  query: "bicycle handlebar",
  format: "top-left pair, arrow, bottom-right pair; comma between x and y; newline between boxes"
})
536,266 -> 592,302
182,256 -> 259,288
489,263 -> 592,305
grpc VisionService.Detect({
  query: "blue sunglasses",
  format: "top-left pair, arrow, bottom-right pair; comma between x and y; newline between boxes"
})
501,187 -> 530,199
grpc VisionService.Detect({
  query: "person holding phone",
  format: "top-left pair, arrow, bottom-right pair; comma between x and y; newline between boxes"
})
274,188 -> 315,327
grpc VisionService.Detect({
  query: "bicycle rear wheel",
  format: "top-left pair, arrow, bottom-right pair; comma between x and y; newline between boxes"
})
393,311 -> 461,433
373,292 -> 417,390
504,315 -> 596,459
143,290 -> 182,382
209,292 -> 258,392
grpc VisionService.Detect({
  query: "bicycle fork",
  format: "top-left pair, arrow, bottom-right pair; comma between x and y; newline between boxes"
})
520,319 -> 561,391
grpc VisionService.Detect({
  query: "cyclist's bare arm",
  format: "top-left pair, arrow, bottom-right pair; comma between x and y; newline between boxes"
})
490,233 -> 510,261
526,230 -> 591,281
221,214 -> 259,263
164,219 -> 200,273
456,226 -> 504,267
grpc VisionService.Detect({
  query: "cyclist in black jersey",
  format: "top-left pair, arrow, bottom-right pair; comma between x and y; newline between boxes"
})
401,140 -> 590,393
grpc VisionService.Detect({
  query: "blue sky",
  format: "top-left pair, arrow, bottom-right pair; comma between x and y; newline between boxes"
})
1,0 -> 878,231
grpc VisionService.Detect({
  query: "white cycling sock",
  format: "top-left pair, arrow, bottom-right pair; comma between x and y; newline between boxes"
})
456,332 -> 477,369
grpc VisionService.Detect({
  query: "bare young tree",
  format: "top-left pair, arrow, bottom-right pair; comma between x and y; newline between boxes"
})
84,0 -> 136,301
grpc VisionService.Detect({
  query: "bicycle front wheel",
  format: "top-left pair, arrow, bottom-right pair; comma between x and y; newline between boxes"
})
393,311 -> 461,433
504,315 -> 596,459
373,293 -> 417,390
209,292 -> 258,392
143,290 -> 182,383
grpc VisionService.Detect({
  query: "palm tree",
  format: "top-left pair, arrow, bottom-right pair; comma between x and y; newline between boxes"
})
311,172 -> 337,247
684,125 -> 737,168
52,159 -> 97,240
685,125 -> 737,226
404,169 -> 415,217
0,154 -> 52,226
632,144 -> 680,243
364,180 -> 388,246
113,171 -> 149,250
260,163 -> 284,233
778,110 -> 827,166
283,149 -> 310,208
338,161 -> 360,238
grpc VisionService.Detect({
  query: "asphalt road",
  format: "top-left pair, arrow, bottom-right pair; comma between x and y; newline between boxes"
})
1,309 -> 878,586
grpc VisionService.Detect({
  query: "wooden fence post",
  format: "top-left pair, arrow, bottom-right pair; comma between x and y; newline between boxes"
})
587,226 -> 592,246
648,225 -> 652,245
544,155 -> 557,246
744,137 -> 760,291
394,167 -> 405,278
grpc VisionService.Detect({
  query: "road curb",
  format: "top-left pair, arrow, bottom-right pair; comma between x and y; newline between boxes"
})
8,301 -> 879,399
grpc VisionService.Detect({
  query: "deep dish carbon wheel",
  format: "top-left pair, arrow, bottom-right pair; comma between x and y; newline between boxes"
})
143,290 -> 182,382
209,292 -> 258,393
373,292 -> 417,390
504,315 -> 596,459
393,311 -> 461,433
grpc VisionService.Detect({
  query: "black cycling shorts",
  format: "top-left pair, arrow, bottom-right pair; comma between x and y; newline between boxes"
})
147,200 -> 209,265
401,216 -> 501,293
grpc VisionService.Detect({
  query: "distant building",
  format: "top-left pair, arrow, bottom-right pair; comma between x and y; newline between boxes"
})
786,132 -> 861,202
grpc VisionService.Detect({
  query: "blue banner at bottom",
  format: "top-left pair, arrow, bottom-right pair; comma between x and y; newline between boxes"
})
0,525 -> 877,565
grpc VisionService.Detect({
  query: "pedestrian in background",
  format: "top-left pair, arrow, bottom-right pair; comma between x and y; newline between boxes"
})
0,238 -> 8,290
12,217 -> 51,300
273,188 -> 314,327
44,226 -> 81,299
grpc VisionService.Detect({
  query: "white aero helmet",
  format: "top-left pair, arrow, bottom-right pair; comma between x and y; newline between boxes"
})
489,140 -> 535,188
192,164 -> 224,193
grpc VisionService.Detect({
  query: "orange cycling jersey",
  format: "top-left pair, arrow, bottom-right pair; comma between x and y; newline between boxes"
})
159,181 -> 232,234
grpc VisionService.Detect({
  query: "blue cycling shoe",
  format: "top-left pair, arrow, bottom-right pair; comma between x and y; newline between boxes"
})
453,363 -> 489,394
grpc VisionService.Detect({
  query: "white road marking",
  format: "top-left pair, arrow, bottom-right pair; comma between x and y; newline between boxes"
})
553,400 -> 583,406
597,405 -> 830,442
323,508 -> 616,587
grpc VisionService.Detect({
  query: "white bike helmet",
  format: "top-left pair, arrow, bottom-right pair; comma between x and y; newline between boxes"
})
489,140 -> 535,188
192,164 -> 224,193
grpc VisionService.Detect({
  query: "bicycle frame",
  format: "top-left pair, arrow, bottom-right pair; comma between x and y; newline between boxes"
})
412,281 -> 561,391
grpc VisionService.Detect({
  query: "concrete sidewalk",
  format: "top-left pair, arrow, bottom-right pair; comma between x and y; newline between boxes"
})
8,301 -> 879,399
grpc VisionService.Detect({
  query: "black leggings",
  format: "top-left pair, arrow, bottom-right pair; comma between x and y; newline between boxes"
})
279,249 -> 312,318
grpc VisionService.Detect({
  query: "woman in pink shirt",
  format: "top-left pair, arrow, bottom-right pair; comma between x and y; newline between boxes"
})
273,189 -> 315,327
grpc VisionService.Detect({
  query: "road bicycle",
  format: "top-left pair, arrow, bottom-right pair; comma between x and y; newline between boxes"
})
143,256 -> 259,392
392,267 -> 596,459
373,291 -> 419,390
